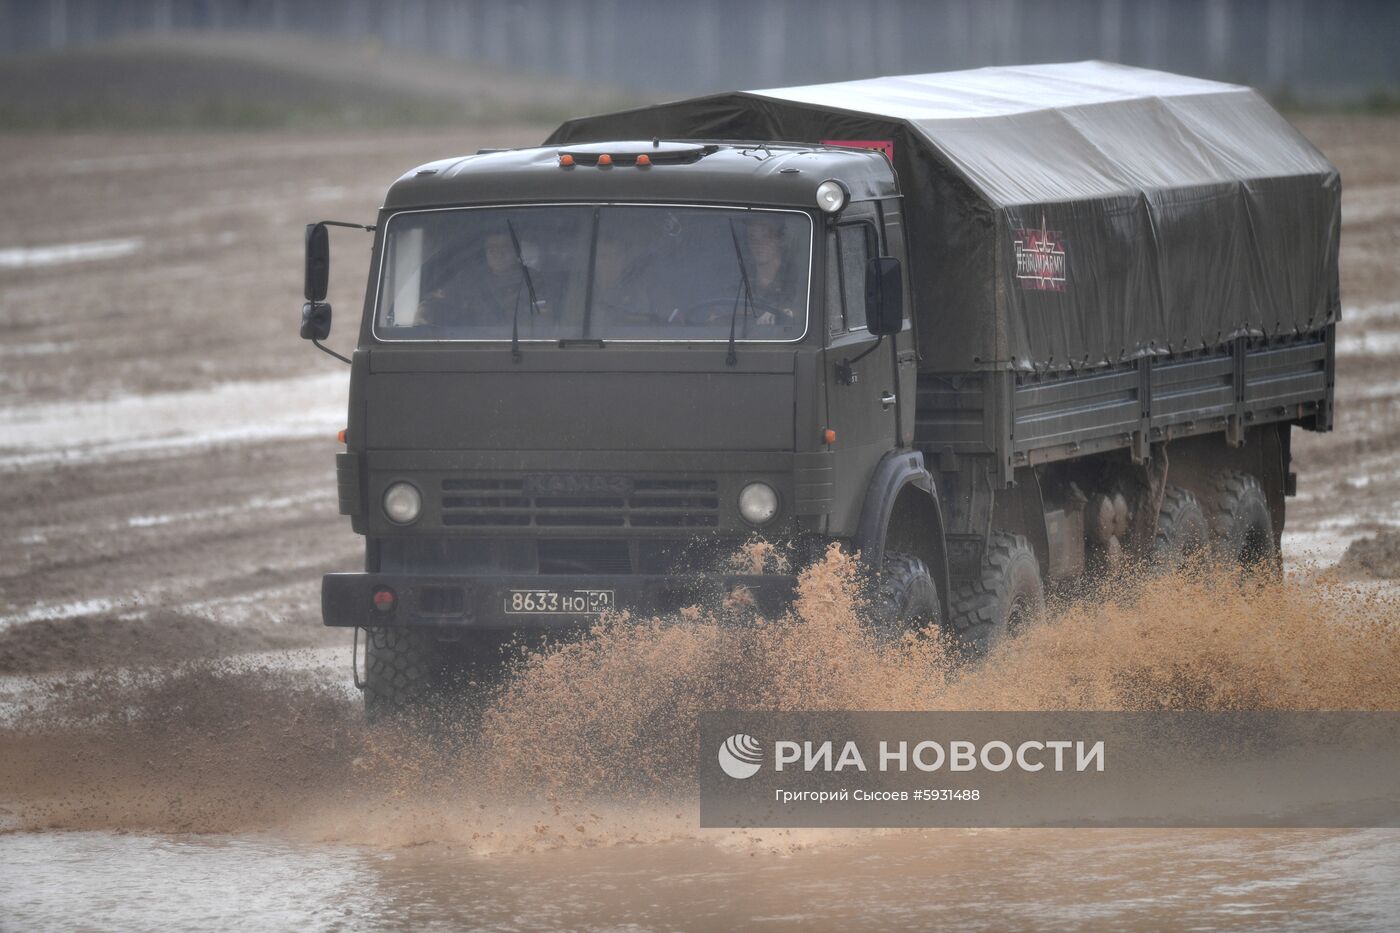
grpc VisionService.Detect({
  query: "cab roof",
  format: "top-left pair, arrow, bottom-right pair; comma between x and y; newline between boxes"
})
382,141 -> 897,212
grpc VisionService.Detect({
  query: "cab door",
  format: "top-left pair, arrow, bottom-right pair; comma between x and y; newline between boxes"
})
823,212 -> 900,532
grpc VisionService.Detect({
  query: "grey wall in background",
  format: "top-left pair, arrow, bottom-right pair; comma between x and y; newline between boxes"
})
1,0 -> 1396,104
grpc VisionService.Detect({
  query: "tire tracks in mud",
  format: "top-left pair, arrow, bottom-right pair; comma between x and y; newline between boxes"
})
0,436 -> 356,672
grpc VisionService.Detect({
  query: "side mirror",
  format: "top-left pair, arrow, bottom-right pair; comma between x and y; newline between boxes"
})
301,301 -> 332,341
304,222 -> 330,302
865,256 -> 904,337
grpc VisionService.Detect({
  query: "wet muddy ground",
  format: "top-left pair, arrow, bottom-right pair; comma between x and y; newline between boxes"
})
2,117 -> 1400,930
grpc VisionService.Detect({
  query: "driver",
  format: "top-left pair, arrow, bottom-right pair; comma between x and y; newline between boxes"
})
744,215 -> 802,328
687,214 -> 804,331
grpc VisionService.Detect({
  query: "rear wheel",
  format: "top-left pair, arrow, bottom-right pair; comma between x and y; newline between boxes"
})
949,532 -> 1045,657
1203,471 -> 1279,575
1150,486 -> 1209,572
867,551 -> 940,643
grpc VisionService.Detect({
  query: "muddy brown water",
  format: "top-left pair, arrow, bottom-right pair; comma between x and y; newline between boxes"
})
4,556 -> 1400,930
6,828 -> 1400,930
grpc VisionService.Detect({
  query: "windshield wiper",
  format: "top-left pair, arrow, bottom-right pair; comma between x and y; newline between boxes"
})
725,218 -> 752,367
505,218 -> 541,361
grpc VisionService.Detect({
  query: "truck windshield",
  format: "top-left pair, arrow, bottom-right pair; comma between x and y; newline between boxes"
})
374,205 -> 811,342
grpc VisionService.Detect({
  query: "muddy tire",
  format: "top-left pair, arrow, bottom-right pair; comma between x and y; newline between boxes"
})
868,551 -> 940,643
949,532 -> 1044,657
1150,486 -> 1209,572
363,627 -> 508,726
1204,471 -> 1279,574
363,626 -> 438,723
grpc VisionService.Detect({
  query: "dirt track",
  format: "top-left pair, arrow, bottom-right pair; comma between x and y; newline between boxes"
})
1,117 -> 1398,675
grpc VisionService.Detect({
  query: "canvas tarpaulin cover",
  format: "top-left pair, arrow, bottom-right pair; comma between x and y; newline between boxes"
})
547,62 -> 1340,373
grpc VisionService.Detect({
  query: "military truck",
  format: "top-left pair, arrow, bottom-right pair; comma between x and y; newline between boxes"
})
303,62 -> 1338,719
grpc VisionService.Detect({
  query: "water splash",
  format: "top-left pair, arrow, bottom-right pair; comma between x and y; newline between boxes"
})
3,547 -> 1398,848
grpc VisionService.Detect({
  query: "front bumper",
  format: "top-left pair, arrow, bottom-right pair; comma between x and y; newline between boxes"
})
322,571 -> 798,629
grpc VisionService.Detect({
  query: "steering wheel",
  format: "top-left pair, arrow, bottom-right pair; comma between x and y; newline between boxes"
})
681,297 -> 784,326
412,294 -> 458,328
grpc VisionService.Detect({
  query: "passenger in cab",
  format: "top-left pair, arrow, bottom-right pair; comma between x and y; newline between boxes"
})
418,230 -> 554,331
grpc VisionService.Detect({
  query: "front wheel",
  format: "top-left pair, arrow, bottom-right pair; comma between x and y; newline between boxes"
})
949,532 -> 1045,658
867,551 -> 940,643
363,627 -> 506,724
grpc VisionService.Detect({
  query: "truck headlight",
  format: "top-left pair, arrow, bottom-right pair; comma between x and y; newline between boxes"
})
383,482 -> 422,524
738,482 -> 779,525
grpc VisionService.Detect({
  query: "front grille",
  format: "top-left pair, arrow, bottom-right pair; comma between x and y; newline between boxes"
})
377,536 -> 747,576
440,476 -> 719,530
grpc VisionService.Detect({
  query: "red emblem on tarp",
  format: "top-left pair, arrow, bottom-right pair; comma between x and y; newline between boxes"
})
821,139 -> 895,163
1013,213 -> 1067,291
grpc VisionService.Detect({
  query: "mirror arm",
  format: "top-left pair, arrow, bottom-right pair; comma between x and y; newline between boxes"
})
313,339 -> 352,365
315,220 -> 376,232
845,333 -> 885,366
837,334 -> 884,385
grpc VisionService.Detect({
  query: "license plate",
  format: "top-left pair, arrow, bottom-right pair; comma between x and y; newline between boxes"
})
504,588 -> 615,615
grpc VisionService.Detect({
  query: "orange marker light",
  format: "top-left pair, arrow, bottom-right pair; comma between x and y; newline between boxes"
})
558,153 -> 575,167
597,153 -> 613,166
635,153 -> 652,167
337,428 -> 347,444
823,428 -> 837,445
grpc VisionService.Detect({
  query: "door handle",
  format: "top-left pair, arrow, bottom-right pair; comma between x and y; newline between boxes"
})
880,391 -> 896,410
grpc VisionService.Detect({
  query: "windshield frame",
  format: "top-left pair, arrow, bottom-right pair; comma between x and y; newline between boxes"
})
368,202 -> 815,345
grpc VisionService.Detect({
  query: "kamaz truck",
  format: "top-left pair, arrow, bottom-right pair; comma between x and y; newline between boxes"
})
302,63 -> 1339,719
